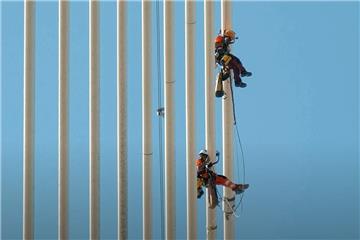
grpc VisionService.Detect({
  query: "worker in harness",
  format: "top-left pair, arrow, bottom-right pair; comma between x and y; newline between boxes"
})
215,29 -> 252,88
196,149 -> 249,199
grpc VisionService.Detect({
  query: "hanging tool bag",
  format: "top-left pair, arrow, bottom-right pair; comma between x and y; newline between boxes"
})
220,54 -> 232,66
215,72 -> 224,98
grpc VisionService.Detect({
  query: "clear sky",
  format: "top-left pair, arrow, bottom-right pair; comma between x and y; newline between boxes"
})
1,1 -> 359,239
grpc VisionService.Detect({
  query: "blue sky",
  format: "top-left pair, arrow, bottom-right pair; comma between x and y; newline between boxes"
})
1,1 -> 359,239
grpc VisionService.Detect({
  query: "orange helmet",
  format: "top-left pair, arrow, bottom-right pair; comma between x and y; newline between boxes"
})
215,35 -> 224,48
215,35 -> 223,44
224,29 -> 236,41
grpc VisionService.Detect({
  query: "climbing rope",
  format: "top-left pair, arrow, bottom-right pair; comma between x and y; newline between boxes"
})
229,72 -> 246,184
201,71 -> 248,218
156,0 -> 165,238
213,182 -> 243,219
219,71 -> 247,216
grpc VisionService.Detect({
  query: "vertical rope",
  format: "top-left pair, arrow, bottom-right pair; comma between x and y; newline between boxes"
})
228,73 -> 247,215
229,73 -> 246,184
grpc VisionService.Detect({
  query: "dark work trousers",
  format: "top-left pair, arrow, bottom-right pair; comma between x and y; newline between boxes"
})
228,54 -> 247,84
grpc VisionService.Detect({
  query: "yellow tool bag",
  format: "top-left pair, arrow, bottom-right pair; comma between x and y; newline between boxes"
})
220,54 -> 232,66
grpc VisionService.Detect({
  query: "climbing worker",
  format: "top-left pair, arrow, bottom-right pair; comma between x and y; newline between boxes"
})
214,29 -> 252,88
196,149 -> 249,199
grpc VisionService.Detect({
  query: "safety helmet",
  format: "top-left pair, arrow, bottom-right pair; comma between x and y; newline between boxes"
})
215,35 -> 223,44
215,36 -> 224,47
199,149 -> 208,156
224,29 -> 236,41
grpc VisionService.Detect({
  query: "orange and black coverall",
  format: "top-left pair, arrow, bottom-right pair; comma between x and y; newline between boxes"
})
196,156 -> 240,193
215,35 -> 248,85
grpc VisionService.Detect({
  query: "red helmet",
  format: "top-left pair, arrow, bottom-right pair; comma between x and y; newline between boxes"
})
214,35 -> 223,44
215,35 -> 224,48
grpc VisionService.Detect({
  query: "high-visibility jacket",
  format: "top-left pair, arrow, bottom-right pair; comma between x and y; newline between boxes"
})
196,157 -> 217,183
214,34 -> 233,65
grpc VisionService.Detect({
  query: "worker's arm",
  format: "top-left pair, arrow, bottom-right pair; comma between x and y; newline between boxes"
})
207,151 -> 220,168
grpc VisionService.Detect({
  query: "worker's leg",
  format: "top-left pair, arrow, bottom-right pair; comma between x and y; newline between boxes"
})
197,178 -> 204,198
214,175 -> 238,190
214,175 -> 249,193
229,60 -> 247,88
197,178 -> 203,189
229,54 -> 252,77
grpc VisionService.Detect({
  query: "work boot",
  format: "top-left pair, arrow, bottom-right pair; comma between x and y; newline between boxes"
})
235,80 -> 247,88
234,184 -> 249,194
241,71 -> 252,77
197,188 -> 204,199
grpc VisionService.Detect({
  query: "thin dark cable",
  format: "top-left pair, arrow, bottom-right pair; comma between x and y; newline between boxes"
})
234,127 -> 240,182
229,73 -> 246,183
229,74 -> 240,181
228,72 -> 247,214
233,192 -> 245,213
235,124 -> 246,183
228,72 -> 237,125
156,0 -> 165,239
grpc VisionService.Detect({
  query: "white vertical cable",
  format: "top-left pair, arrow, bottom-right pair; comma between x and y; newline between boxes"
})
117,1 -> 127,239
58,0 -> 69,239
185,0 -> 196,239
164,0 -> 175,239
23,1 -> 35,239
221,1 -> 235,239
89,0 -> 100,239
142,0 -> 152,239
204,1 -> 217,239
